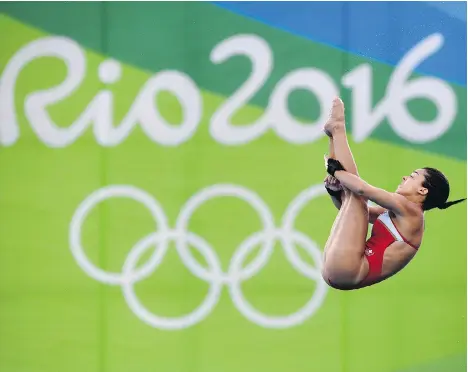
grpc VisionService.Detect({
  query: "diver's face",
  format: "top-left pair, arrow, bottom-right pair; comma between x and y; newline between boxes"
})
396,169 -> 428,196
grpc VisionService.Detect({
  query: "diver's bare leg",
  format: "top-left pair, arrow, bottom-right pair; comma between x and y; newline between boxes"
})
322,98 -> 369,285
324,97 -> 360,177
328,135 -> 335,159
323,136 -> 343,263
322,189 -> 369,286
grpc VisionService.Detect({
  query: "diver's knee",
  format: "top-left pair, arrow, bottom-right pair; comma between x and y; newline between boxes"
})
322,259 -> 362,287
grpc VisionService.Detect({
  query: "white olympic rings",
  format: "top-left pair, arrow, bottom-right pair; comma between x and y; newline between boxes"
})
69,184 -> 328,330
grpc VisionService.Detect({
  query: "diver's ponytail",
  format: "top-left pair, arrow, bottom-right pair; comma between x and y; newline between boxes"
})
438,198 -> 466,210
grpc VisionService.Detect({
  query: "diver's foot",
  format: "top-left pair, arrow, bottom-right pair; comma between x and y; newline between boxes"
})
323,97 -> 346,137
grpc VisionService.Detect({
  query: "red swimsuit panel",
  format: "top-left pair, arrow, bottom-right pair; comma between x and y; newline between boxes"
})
361,211 -> 419,284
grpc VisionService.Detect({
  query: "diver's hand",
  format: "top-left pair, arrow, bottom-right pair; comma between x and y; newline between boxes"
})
324,175 -> 343,199
324,175 -> 342,192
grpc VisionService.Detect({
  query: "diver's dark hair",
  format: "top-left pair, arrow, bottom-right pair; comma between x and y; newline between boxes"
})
422,167 -> 466,211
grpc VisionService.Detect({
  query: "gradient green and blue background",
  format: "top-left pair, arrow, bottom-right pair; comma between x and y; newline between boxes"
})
0,2 -> 466,372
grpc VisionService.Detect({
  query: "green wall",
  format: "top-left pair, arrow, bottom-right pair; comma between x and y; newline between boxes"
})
0,3 -> 466,372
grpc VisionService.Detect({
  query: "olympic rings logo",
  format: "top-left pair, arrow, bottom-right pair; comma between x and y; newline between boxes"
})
69,184 -> 328,330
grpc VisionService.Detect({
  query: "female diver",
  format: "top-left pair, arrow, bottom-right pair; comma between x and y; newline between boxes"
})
321,97 -> 465,290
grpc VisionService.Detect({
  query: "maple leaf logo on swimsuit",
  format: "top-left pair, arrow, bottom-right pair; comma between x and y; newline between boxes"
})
365,248 -> 374,256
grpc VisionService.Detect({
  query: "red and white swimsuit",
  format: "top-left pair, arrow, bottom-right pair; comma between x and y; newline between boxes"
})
361,211 -> 420,285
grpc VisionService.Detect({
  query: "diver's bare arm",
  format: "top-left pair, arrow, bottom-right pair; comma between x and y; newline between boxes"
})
325,184 -> 385,222
324,176 -> 342,210
369,206 -> 387,223
329,194 -> 342,210
334,171 -> 410,216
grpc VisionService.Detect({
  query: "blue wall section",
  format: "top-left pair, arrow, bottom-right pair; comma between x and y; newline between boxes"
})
213,1 -> 467,85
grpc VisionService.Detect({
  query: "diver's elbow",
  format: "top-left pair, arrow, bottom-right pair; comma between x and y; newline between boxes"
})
356,185 -> 368,196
